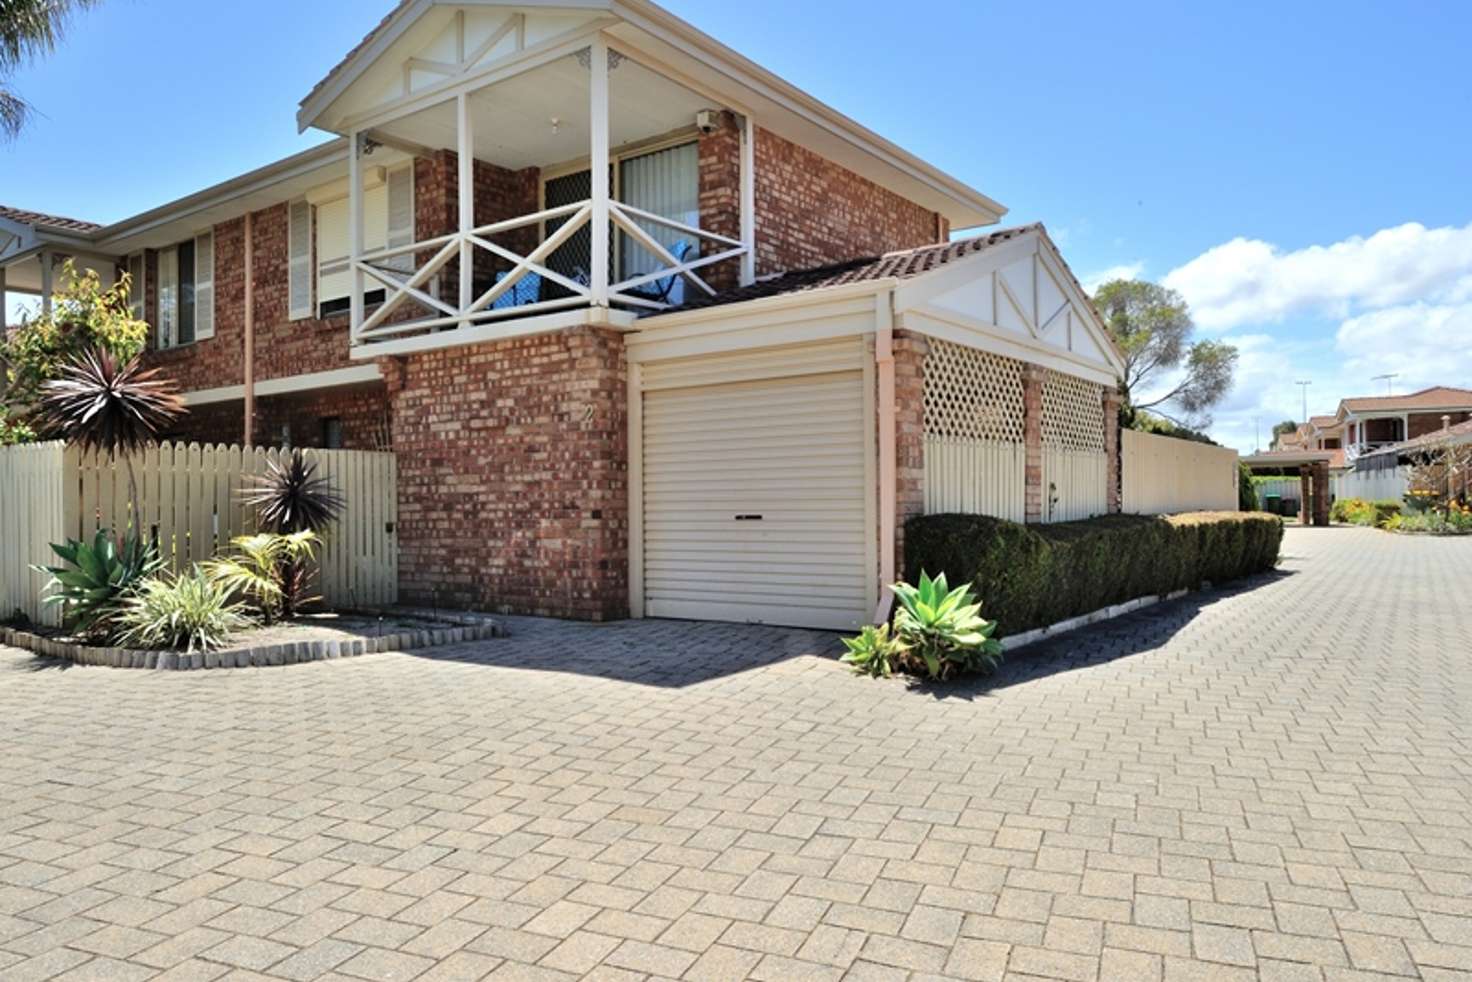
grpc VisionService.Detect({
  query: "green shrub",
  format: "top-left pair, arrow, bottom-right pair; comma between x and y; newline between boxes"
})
115,567 -> 251,652
891,571 -> 1003,679
1330,497 -> 1401,526
903,511 -> 1283,638
32,527 -> 163,640
840,623 -> 904,678
1237,462 -> 1258,511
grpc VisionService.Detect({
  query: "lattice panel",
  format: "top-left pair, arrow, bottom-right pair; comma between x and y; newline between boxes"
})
1042,369 -> 1106,452
923,340 -> 1025,444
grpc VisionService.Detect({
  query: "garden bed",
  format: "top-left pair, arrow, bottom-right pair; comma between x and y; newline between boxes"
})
1,607 -> 503,670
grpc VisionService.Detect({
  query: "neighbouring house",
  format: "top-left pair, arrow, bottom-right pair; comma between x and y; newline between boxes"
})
1336,386 -> 1472,459
0,0 -> 1127,631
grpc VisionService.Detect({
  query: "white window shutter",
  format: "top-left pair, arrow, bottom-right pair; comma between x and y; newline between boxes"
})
193,231 -> 215,339
127,253 -> 145,320
386,165 -> 415,272
288,199 -> 313,320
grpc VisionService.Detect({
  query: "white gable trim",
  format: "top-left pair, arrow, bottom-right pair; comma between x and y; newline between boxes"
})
899,306 -> 1119,387
892,228 -> 1125,379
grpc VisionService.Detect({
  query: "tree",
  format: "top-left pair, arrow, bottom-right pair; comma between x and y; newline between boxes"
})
0,260 -> 149,430
1093,279 -> 1238,429
1270,419 -> 1299,448
1,0 -> 102,139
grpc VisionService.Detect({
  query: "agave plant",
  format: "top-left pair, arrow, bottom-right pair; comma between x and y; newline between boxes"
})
891,570 -> 1003,680
839,623 -> 907,678
205,531 -> 322,622
35,348 -> 184,522
32,527 -> 163,639
241,449 -> 345,534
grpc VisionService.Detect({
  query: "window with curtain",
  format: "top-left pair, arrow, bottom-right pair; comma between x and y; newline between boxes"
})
619,142 -> 698,305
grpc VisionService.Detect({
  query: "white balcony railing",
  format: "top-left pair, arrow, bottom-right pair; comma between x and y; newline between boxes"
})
349,198 -> 747,345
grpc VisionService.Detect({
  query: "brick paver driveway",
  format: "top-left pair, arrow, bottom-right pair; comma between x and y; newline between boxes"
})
2,526 -> 1471,981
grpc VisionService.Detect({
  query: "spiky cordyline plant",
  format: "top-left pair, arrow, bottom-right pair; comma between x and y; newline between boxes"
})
241,449 -> 345,534
36,347 -> 184,523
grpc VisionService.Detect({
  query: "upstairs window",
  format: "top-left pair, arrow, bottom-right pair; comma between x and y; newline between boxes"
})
154,231 -> 214,349
305,163 -> 414,320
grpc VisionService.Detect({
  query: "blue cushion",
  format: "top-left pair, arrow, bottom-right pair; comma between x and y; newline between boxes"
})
491,271 -> 543,310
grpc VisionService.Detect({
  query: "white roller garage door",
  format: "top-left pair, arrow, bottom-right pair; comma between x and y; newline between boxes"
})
638,341 -> 873,631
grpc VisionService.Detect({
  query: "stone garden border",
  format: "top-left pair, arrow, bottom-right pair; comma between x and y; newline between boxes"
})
0,607 -> 504,671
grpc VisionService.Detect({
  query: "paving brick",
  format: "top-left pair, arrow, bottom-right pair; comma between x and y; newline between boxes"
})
0,527 -> 1466,982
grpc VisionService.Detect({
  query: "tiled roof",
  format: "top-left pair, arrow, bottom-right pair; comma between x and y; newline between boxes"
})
0,204 -> 101,234
662,224 -> 1041,314
1340,386 -> 1472,413
1308,415 -> 1339,429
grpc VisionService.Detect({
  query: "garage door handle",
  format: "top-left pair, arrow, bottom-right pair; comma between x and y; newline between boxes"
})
735,514 -> 763,521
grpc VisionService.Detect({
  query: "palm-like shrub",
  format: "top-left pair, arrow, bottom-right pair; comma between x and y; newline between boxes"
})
35,348 -> 184,520
205,531 -> 322,622
32,527 -> 162,639
115,567 -> 249,652
242,450 -> 344,534
890,570 -> 1003,680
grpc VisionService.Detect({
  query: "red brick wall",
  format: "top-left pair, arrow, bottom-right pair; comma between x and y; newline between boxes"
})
1409,410 -> 1472,439
892,332 -> 928,568
752,127 -> 945,275
384,326 -> 628,620
1103,389 -> 1122,514
696,117 -> 949,285
1022,365 -> 1045,523
698,112 -> 743,292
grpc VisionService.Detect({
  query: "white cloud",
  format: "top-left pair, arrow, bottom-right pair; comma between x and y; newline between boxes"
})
1163,221 -> 1472,330
1335,302 -> 1472,393
1080,261 -> 1144,294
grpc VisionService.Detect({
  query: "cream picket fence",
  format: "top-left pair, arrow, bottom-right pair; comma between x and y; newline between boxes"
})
1,441 -> 397,626
1121,429 -> 1240,515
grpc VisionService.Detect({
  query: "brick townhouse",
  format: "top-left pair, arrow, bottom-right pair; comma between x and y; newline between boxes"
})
0,0 -> 1126,631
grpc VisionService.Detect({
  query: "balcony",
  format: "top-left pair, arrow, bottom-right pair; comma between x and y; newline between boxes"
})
332,25 -> 755,357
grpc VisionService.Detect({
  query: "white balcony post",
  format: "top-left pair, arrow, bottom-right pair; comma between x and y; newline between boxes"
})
458,91 -> 475,319
589,39 -> 610,307
740,112 -> 756,286
348,131 -> 364,340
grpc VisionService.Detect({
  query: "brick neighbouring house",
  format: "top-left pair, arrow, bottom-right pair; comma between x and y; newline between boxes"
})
0,0 -> 1125,630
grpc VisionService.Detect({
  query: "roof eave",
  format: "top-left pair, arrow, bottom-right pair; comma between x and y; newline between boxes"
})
294,0 -> 1005,227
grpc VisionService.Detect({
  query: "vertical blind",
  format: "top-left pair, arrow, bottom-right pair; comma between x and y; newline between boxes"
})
619,142 -> 698,304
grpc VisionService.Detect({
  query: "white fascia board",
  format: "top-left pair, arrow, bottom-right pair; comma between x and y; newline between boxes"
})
183,364 -> 384,406
94,140 -> 349,250
296,0 -> 438,133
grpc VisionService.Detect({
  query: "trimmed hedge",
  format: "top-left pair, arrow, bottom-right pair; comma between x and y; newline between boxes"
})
904,511 -> 1284,637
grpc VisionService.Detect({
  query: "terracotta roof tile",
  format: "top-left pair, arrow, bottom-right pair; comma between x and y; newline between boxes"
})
1340,386 -> 1472,413
661,224 -> 1041,313
0,204 -> 101,234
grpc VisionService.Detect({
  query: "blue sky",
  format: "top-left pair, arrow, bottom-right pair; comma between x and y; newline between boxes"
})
4,0 -> 1471,451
